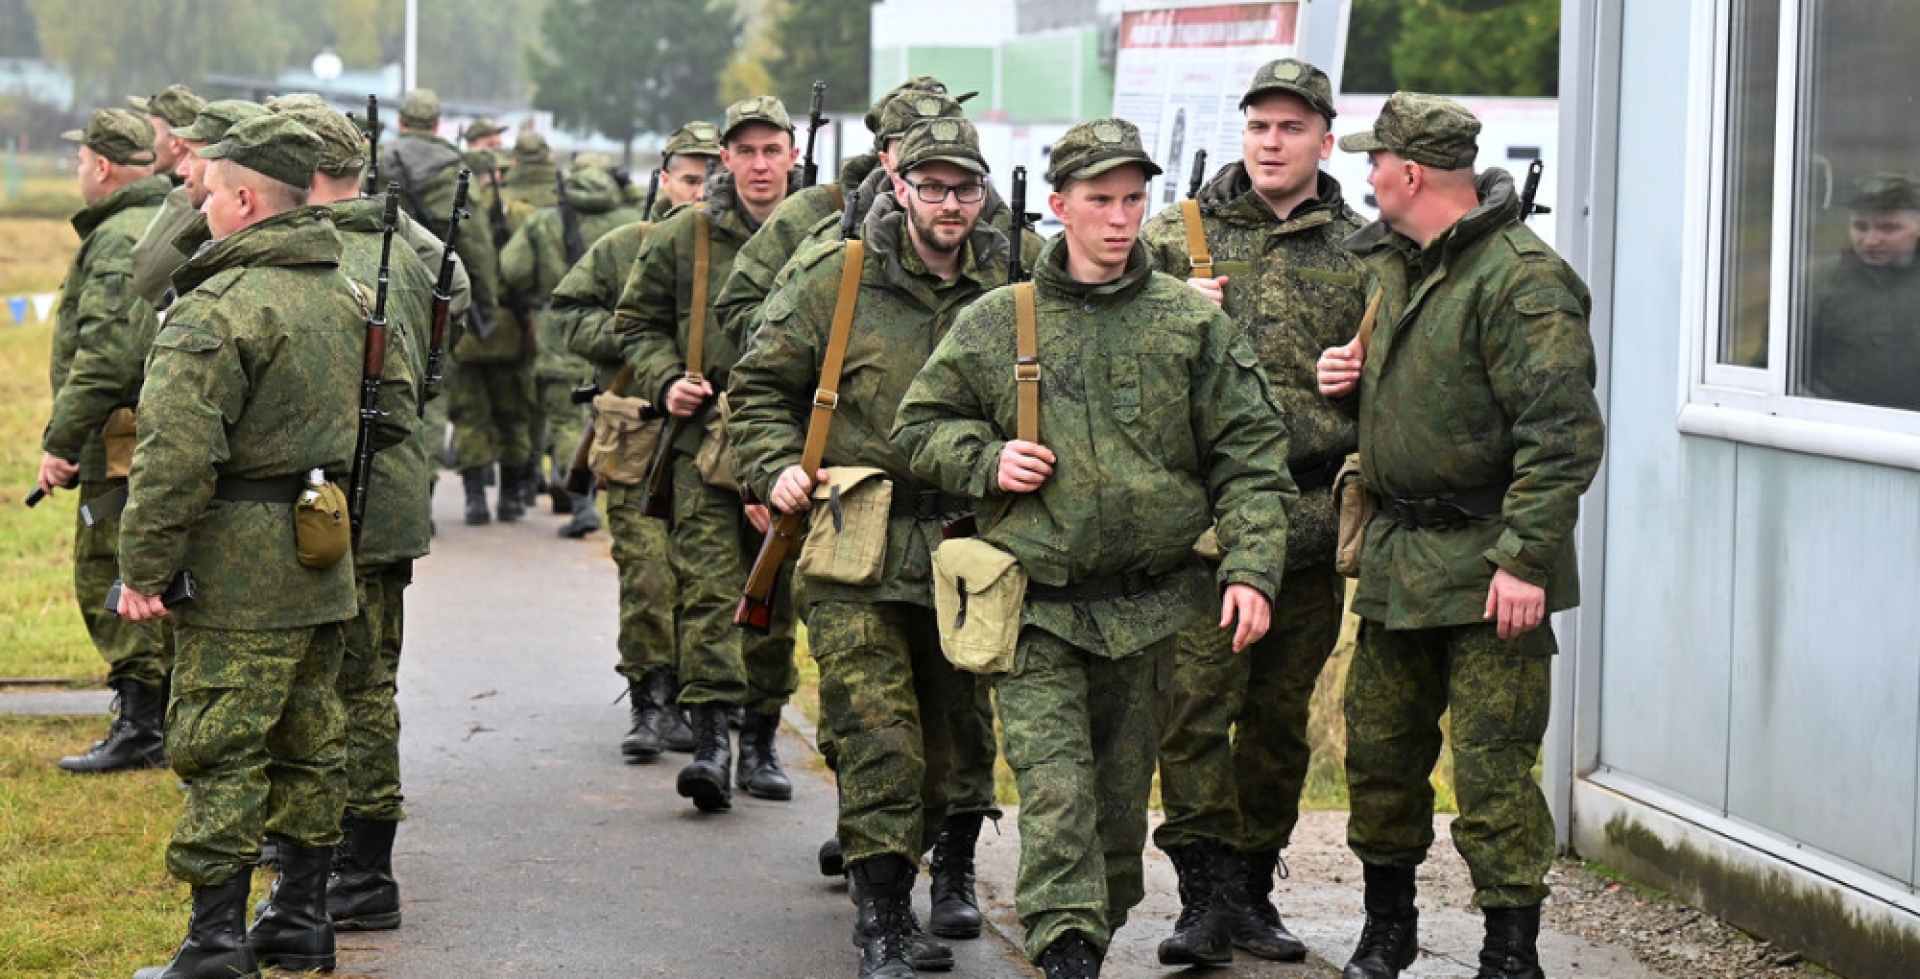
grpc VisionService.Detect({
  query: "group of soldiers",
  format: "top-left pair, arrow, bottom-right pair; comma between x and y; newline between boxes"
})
37,50 -> 1604,979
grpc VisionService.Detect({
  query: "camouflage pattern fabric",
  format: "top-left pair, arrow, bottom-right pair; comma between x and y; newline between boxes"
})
165,622 -> 347,886
339,562 -> 411,821
1344,619 -> 1554,909
995,628 -> 1172,961
129,184 -> 203,304
667,455 -> 798,712
73,480 -> 172,688
945,681 -> 1001,818
447,361 -> 535,471
1336,91 -> 1481,170
712,152 -> 881,342
1338,169 -> 1604,630
1232,562 -> 1343,852
1151,619 -> 1247,852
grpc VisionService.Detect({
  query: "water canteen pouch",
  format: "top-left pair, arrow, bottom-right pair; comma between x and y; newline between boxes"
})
797,466 -> 893,587
932,537 -> 1027,675
589,392 -> 661,486
101,407 -> 137,479
695,394 -> 739,492
294,479 -> 351,570
1333,453 -> 1374,577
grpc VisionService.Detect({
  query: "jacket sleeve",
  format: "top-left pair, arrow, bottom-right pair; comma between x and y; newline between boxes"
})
43,238 -> 155,463
1192,316 -> 1296,600
891,306 -> 1010,503
399,211 -> 471,321
1479,275 -> 1606,587
713,223 -> 787,354
725,262 -> 831,503
119,313 -> 236,595
1139,209 -> 1194,280
613,222 -> 690,406
552,237 -> 626,365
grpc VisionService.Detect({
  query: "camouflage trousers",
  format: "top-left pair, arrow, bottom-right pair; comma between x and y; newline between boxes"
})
1345,619 -> 1555,909
811,600 -> 981,865
166,622 -> 347,886
1154,563 -> 1342,853
530,375 -> 590,484
607,483 -> 679,684
996,627 -> 1172,962
74,480 -> 173,689
667,455 -> 797,713
447,357 -> 535,471
339,562 -> 411,822
817,651 -> 1001,821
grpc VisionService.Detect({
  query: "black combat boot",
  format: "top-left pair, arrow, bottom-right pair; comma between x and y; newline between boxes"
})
1158,841 -> 1234,965
735,711 -> 793,800
850,854 -> 919,979
1228,849 -> 1307,961
245,839 -> 336,972
676,703 -> 733,812
1475,906 -> 1545,979
820,834 -> 847,877
327,817 -> 401,932
927,812 -> 984,939
495,464 -> 525,522
58,677 -> 167,773
1343,863 -> 1420,979
660,674 -> 696,752
134,874 -> 260,979
550,476 -> 574,514
558,492 -> 601,538
1036,931 -> 1102,979
461,467 -> 491,526
621,674 -> 669,762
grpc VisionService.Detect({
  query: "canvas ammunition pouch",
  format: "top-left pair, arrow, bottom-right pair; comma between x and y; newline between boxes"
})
589,392 -> 661,486
932,536 -> 1026,675
695,395 -> 738,492
797,466 -> 892,587
101,407 -> 137,480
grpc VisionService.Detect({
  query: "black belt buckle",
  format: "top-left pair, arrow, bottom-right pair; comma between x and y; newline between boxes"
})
1391,496 -> 1472,531
915,490 -> 945,520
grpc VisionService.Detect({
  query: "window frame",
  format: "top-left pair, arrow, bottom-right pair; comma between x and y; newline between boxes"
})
1678,0 -> 1920,470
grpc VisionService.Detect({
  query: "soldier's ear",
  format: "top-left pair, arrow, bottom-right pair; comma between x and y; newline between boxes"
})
1048,189 -> 1069,222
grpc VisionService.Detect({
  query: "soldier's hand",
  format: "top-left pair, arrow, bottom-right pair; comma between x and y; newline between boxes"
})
37,453 -> 78,494
119,586 -> 169,622
1317,336 -> 1365,398
665,377 -> 713,417
1221,584 -> 1271,653
1484,568 -> 1546,640
744,503 -> 772,534
1187,275 -> 1228,308
998,441 -> 1055,493
771,466 -> 828,515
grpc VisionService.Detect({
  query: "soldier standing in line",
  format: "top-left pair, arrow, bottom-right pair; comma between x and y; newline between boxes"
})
129,100 -> 267,306
730,118 -> 1016,979
121,114 -> 414,979
1316,93 -> 1604,979
1137,58 -> 1368,966
129,84 -> 205,185
615,96 -> 802,814
488,131 -> 561,509
37,108 -> 172,774
550,121 -> 719,763
891,118 -> 1295,979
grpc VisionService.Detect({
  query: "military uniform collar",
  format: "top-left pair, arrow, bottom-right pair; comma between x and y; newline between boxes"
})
1033,234 -> 1152,304
173,207 -> 342,295
70,173 -> 171,238
864,192 -> 1005,296
1346,167 -> 1520,266
322,195 -> 387,233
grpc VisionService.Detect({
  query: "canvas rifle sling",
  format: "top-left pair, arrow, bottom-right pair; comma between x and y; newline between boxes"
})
1179,199 -> 1213,278
988,282 -> 1042,531
685,205 -> 712,383
1355,288 -> 1383,355
798,240 -> 866,478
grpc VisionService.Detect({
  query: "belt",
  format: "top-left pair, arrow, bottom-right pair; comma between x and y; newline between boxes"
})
1290,456 -> 1343,492
1028,568 -> 1165,603
212,474 -> 309,504
888,488 -> 970,520
1385,484 -> 1507,531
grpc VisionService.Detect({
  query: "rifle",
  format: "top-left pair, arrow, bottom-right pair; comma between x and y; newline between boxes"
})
421,171 -> 470,411
800,80 -> 827,188
1008,167 -> 1030,286
348,193 -> 401,547
364,95 -> 381,196
735,187 -> 865,633
1187,148 -> 1208,199
641,168 -> 661,218
1519,159 -> 1552,223
557,170 -> 586,266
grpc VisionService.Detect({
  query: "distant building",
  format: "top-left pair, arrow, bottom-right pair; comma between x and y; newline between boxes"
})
0,58 -> 74,109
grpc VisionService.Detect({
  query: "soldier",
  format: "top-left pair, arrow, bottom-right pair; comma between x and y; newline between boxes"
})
550,121 -> 719,763
615,95 -> 802,814
1315,93 -> 1604,979
500,132 -> 560,214
121,114 -> 413,979
730,117 -> 1017,979
379,89 -> 519,527
892,118 -> 1295,979
129,84 -> 205,182
1137,57 -> 1368,965
1804,174 -> 1920,411
37,108 -> 171,774
464,117 -> 508,153
130,100 -> 267,306
502,163 -> 644,535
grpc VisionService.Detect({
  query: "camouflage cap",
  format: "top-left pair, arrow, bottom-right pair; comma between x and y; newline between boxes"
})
895,117 -> 988,176
863,75 -> 972,133
512,131 -> 550,163
1847,173 -> 1920,212
198,114 -> 323,189
1045,117 -> 1162,187
1338,92 -> 1480,170
722,95 -> 794,142
174,99 -> 267,144
276,106 -> 367,177
61,108 -> 157,166
572,151 -> 619,171
664,120 -> 723,160
1240,58 -> 1337,121
128,84 -> 206,129
877,93 -> 966,147
400,88 -> 440,126
263,92 -> 328,113
464,117 -> 508,143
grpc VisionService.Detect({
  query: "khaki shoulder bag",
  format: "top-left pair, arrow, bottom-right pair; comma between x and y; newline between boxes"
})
1333,290 -> 1384,577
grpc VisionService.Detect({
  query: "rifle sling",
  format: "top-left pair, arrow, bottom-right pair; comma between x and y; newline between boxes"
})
607,363 -> 635,399
685,205 -> 712,384
988,282 -> 1041,531
1356,289 -> 1383,355
798,239 -> 865,478
829,183 -> 846,214
1179,199 -> 1212,278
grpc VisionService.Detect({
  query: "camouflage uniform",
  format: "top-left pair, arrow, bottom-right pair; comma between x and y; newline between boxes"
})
1332,95 -> 1605,912
47,111 -> 172,693
893,121 -> 1295,961
129,100 -> 269,307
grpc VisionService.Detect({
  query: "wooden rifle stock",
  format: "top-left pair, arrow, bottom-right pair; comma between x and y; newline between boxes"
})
638,393 -> 704,519
734,509 -> 801,633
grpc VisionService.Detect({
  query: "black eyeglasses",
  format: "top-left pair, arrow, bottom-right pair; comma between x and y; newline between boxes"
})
902,178 -> 987,205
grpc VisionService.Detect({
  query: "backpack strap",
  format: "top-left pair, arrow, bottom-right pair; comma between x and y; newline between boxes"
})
1179,199 -> 1212,279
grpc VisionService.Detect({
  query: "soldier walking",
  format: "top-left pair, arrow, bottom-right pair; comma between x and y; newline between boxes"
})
892,118 -> 1296,979
1316,93 -> 1605,979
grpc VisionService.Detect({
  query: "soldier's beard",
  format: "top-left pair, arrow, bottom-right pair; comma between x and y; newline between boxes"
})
908,205 -> 974,256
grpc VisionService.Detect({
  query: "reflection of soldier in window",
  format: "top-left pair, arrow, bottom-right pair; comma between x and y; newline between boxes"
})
1806,174 -> 1920,411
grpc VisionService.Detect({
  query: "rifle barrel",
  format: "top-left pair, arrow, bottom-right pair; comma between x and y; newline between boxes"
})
1008,167 -> 1028,285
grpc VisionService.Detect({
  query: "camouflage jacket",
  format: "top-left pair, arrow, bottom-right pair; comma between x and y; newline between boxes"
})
128,183 -> 202,306
553,219 -> 652,390
381,132 -> 501,348
1804,251 -> 1920,411
714,153 -> 881,340
1142,166 -> 1367,569
615,169 -> 780,453
893,236 -> 1297,657
120,208 -> 403,629
1336,169 -> 1604,630
501,168 -> 643,379
44,174 -> 170,481
729,192 -> 1011,609
329,196 -> 432,569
